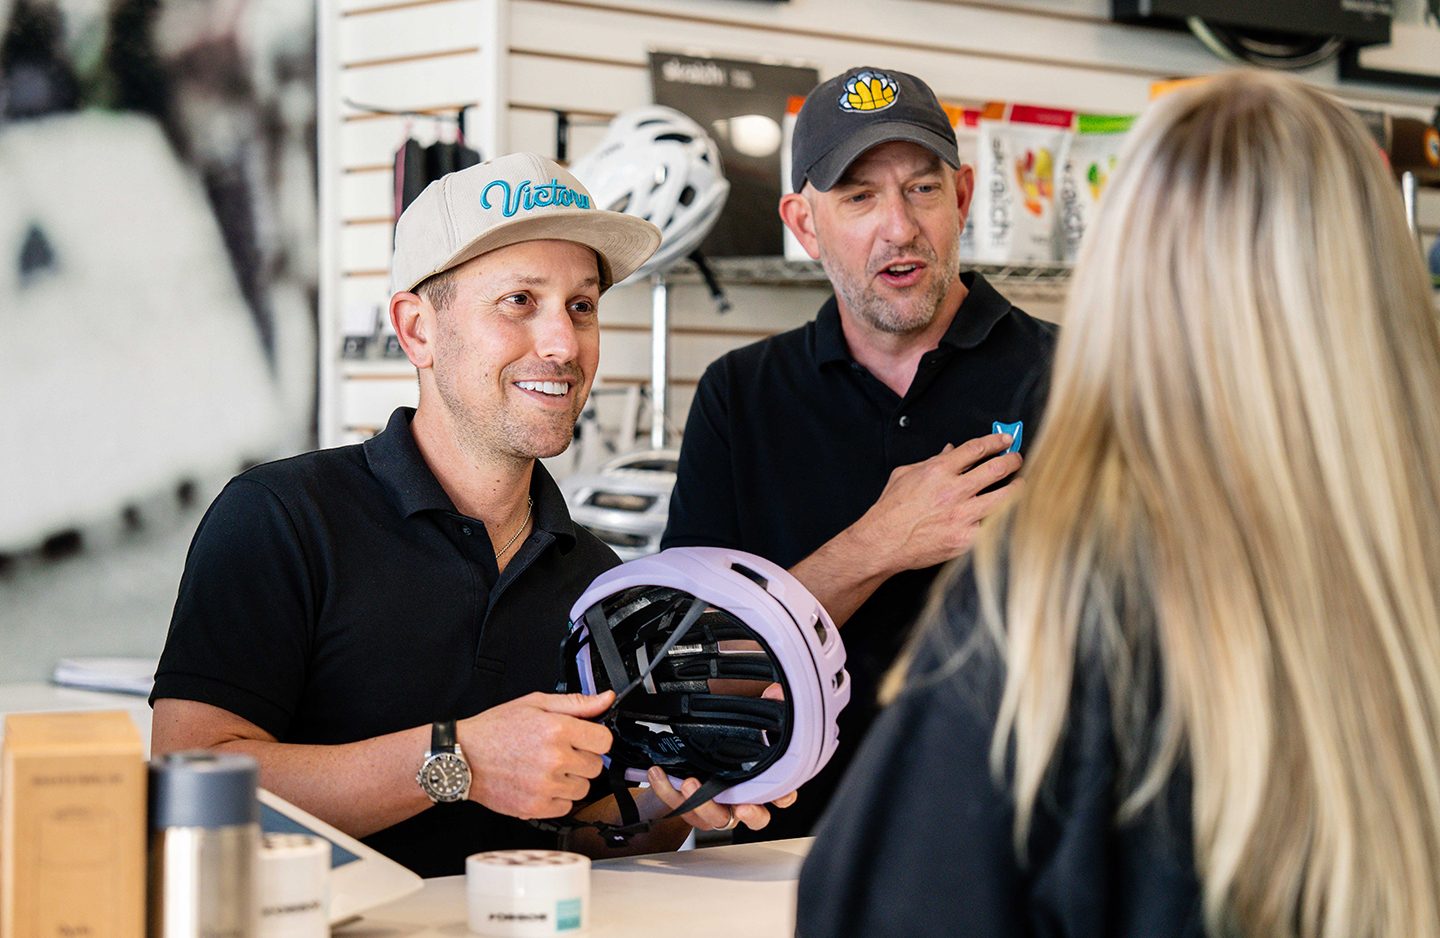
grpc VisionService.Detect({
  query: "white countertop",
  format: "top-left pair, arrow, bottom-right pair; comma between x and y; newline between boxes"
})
337,837 -> 813,938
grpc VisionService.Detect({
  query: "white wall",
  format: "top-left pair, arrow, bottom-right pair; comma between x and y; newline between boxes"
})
321,0 -> 1440,447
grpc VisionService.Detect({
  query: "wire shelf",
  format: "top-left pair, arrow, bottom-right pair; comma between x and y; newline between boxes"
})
661,256 -> 1073,292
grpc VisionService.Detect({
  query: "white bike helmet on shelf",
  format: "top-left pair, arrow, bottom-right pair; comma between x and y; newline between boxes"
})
569,106 -> 730,284
561,449 -> 678,561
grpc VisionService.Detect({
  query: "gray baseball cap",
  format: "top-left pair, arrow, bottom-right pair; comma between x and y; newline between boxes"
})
391,152 -> 661,295
790,66 -> 960,193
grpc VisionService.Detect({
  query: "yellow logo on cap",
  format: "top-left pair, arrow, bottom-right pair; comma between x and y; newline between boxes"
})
839,71 -> 898,113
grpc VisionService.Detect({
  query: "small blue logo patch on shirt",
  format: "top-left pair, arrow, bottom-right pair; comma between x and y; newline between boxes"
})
992,420 -> 1023,454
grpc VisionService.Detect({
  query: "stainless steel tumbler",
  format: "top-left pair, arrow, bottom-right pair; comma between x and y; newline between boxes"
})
147,751 -> 260,938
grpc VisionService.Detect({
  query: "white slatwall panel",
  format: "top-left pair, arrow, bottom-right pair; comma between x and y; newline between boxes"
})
507,109 -> 613,159
341,167 -> 394,219
321,0 -> 1440,449
342,55 -> 485,113
340,0 -> 487,56
323,0 -> 499,440
341,221 -> 397,273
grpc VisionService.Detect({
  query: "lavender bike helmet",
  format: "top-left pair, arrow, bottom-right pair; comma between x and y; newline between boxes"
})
551,547 -> 849,842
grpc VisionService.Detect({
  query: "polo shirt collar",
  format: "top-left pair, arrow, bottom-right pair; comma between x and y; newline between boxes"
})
364,408 -> 453,517
529,460 -> 578,551
814,271 -> 1015,367
364,407 -> 578,551
946,272 -> 1015,349
814,296 -> 851,366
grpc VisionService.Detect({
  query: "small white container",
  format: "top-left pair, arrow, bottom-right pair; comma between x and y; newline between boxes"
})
466,849 -> 591,936
257,832 -> 330,938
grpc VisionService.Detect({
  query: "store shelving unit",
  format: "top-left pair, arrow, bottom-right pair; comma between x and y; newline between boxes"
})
662,256 -> 1072,295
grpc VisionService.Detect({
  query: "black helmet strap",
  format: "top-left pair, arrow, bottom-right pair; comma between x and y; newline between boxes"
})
586,594 -> 709,711
531,594 -> 740,846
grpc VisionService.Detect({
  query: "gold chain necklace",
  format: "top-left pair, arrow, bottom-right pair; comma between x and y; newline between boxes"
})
494,496 -> 533,559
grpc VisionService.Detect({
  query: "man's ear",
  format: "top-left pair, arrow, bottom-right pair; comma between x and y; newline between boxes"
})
389,291 -> 435,369
778,191 -> 821,260
954,164 -> 976,229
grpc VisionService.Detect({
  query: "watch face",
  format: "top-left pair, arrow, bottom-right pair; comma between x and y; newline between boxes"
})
419,751 -> 470,802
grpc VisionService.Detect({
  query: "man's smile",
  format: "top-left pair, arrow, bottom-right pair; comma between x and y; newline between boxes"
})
514,379 -> 572,397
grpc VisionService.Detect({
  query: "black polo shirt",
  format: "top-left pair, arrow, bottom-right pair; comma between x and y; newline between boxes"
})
152,407 -> 619,876
662,272 -> 1056,840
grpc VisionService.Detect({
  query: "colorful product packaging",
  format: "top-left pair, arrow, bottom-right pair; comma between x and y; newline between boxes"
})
1057,113 -> 1135,263
953,101 -> 1005,261
974,104 -> 1075,264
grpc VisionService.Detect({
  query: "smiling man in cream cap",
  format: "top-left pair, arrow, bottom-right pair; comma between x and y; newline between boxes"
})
151,154 -> 774,875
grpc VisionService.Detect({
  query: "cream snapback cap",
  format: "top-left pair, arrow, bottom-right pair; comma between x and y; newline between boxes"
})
390,152 -> 661,295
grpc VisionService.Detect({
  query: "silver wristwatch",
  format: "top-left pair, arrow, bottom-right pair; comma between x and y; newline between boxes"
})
416,720 -> 471,803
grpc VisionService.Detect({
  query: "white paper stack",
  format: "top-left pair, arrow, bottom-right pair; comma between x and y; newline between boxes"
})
51,657 -> 156,696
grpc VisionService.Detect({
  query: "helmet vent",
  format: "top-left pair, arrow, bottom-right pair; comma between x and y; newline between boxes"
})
730,561 -> 769,589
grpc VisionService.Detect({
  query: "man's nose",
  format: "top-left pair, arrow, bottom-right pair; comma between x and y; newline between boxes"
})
877,193 -> 921,245
534,303 -> 581,361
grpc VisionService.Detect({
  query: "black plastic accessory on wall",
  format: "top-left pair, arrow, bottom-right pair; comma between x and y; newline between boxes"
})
1114,0 -> 1393,70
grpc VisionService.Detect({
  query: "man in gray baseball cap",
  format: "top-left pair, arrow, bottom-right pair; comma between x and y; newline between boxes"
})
153,153 -> 786,874
663,67 -> 1059,841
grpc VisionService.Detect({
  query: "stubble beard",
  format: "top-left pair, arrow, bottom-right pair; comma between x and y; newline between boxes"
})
820,241 -> 961,336
431,332 -> 584,464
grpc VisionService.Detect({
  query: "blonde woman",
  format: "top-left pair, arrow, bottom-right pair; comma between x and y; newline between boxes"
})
796,69 -> 1440,938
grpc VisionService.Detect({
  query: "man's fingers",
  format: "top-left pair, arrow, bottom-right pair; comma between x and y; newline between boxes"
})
529,796 -> 576,820
528,692 -> 615,755
648,768 -> 731,829
676,776 -> 727,828
646,768 -> 787,832
938,432 -> 1014,472
963,478 -> 1024,521
536,689 -> 615,718
963,450 -> 1022,488
567,718 -> 613,756
733,802 -> 770,830
558,748 -> 606,782
646,766 -> 684,807
556,772 -> 592,802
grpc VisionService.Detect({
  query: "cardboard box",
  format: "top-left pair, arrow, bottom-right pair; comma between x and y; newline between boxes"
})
2,711 -> 146,938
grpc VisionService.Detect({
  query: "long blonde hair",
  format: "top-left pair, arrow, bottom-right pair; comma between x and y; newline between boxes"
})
972,70 -> 1440,937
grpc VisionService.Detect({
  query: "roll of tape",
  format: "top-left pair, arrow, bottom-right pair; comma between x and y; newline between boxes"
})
466,850 -> 591,936
258,833 -> 330,938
